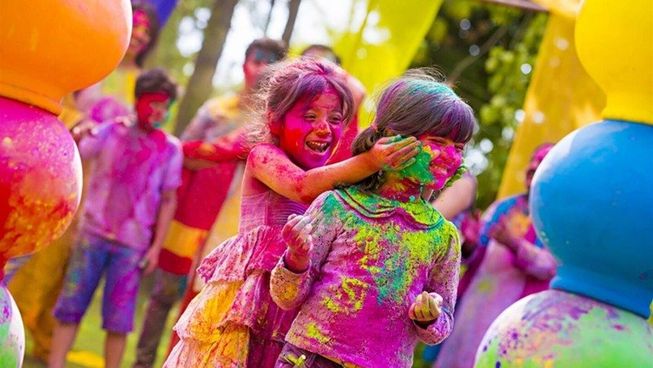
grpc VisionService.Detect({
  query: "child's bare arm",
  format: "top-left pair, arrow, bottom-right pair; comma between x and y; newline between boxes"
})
182,127 -> 249,165
432,174 -> 476,220
411,225 -> 461,345
141,189 -> 177,274
248,137 -> 420,204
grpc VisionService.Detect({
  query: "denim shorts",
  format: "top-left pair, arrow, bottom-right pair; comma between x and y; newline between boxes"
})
54,230 -> 144,333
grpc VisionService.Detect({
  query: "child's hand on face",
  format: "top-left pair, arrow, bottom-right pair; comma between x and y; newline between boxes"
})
409,291 -> 443,324
369,135 -> 422,171
282,214 -> 315,273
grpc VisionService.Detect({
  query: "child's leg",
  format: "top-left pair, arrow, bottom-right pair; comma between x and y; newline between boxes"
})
50,231 -> 109,368
135,268 -> 186,368
101,241 -> 143,368
49,322 -> 80,368
105,331 -> 127,368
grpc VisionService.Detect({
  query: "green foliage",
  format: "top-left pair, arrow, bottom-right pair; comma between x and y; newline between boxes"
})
410,0 -> 548,209
146,0 -> 214,86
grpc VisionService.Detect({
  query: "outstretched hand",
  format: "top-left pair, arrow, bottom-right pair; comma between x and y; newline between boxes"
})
368,135 -> 421,171
409,291 -> 443,324
282,214 -> 314,273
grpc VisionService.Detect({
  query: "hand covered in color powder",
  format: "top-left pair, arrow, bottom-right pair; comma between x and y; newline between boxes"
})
409,291 -> 442,324
368,135 -> 421,171
282,214 -> 314,273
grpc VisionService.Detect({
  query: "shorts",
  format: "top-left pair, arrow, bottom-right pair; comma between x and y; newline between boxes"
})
54,230 -> 144,333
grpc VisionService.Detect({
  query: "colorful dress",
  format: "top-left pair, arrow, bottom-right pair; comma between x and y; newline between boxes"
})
271,186 -> 461,368
162,94 -> 246,353
434,194 -> 557,368
164,188 -> 307,368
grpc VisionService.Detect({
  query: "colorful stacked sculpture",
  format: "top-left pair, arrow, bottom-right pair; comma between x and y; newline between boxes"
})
475,0 -> 653,366
0,1 -> 131,365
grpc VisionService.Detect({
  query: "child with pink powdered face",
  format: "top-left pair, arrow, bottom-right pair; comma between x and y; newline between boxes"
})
270,71 -> 477,368
164,58 -> 420,368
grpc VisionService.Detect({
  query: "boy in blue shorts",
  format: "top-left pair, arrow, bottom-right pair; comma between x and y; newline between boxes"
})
49,69 -> 182,368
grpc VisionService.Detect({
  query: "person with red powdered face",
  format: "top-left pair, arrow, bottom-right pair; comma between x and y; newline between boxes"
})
49,69 -> 182,368
163,58 -> 420,368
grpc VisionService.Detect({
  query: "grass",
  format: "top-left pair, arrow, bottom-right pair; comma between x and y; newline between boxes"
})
22,275 -> 179,368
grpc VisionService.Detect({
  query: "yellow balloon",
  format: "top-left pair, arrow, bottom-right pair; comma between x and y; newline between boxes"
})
575,0 -> 653,124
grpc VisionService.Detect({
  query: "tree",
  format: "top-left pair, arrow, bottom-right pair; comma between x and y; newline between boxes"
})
263,0 -> 277,35
146,0 -> 212,83
282,0 -> 302,45
410,0 -> 547,209
173,0 -> 239,136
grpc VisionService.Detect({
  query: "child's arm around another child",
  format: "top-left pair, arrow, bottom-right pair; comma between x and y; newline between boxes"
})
246,134 -> 419,204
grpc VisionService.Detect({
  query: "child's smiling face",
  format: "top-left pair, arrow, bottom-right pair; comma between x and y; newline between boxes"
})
278,88 -> 345,170
422,135 -> 464,191
395,135 -> 464,191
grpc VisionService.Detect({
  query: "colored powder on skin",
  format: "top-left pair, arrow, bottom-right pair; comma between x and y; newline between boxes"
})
442,165 -> 467,189
396,145 -> 434,184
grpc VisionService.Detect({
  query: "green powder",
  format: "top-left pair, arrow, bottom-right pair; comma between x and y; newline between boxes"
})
396,145 -> 435,184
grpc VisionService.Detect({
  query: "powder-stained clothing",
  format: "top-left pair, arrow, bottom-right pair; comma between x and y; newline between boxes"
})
165,188 -> 307,368
161,94 -> 247,352
271,186 -> 461,368
78,120 -> 182,251
434,194 -> 556,368
158,94 -> 244,275
54,230 -> 143,333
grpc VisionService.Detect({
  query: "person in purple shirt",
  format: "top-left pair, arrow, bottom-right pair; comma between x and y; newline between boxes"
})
49,69 -> 183,368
